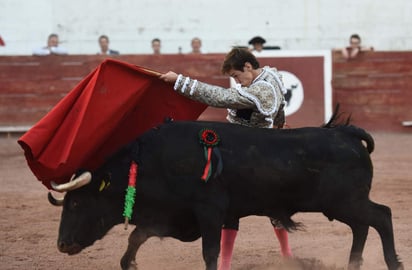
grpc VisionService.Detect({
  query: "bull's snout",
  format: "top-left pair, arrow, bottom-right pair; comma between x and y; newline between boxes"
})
57,240 -> 82,255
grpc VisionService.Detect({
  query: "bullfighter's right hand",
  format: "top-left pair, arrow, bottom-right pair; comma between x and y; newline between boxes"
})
159,71 -> 179,84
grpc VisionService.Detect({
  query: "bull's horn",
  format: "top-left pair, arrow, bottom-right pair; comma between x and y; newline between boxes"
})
51,172 -> 92,192
48,192 -> 64,206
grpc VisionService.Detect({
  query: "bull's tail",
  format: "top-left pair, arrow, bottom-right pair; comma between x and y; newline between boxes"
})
322,103 -> 352,129
322,104 -> 374,153
345,126 -> 375,154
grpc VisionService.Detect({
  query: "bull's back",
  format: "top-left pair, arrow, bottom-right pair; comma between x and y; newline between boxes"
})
137,121 -> 373,213
138,121 -> 372,177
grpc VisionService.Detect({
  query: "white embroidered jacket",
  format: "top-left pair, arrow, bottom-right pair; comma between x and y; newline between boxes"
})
173,67 -> 286,128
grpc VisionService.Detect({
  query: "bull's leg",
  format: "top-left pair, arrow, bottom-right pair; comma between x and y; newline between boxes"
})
347,224 -> 369,270
120,227 -> 149,270
365,201 -> 403,270
335,200 -> 403,270
195,205 -> 224,270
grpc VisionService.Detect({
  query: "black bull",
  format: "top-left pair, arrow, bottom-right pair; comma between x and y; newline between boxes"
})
48,119 -> 403,270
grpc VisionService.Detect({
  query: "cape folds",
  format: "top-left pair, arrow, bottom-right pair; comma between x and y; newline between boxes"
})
18,59 -> 207,189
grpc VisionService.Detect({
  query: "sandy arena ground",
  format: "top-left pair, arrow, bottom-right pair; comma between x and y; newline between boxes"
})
0,132 -> 411,270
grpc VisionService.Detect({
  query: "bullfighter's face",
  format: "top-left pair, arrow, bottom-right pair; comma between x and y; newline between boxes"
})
229,62 -> 255,87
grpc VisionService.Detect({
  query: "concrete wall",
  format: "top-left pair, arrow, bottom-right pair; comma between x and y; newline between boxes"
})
1,0 -> 412,55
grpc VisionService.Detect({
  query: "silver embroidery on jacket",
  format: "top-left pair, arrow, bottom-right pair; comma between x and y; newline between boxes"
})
174,67 -> 285,128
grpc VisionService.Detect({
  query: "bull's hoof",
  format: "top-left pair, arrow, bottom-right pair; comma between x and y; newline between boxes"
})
348,261 -> 362,270
395,262 -> 404,270
389,257 -> 404,270
121,259 -> 137,270
57,242 -> 83,255
127,260 -> 137,270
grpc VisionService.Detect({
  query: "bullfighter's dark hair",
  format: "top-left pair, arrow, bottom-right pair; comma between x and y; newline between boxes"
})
221,48 -> 260,74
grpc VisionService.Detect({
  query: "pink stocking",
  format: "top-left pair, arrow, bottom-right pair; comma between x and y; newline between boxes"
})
218,229 -> 238,270
274,227 -> 292,257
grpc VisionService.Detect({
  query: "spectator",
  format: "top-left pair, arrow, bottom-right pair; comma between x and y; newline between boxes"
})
151,38 -> 161,55
248,36 -> 281,54
248,36 -> 266,53
32,33 -> 68,56
190,37 -> 202,54
341,34 -> 374,59
97,35 -> 119,55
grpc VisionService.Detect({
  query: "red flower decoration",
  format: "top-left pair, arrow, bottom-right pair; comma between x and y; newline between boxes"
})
198,128 -> 220,182
199,128 -> 220,147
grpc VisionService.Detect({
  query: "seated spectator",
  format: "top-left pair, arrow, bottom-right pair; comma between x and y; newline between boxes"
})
248,36 -> 266,53
341,34 -> 373,59
151,38 -> 161,55
190,37 -> 202,54
248,36 -> 281,54
97,35 -> 119,55
32,33 -> 68,56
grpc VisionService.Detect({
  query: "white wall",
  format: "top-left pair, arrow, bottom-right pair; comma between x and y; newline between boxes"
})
1,0 -> 411,55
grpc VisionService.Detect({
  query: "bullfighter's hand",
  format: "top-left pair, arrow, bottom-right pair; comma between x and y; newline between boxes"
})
159,71 -> 178,84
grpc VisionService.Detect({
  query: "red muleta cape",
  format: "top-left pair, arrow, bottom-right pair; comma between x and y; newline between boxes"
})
18,59 -> 207,189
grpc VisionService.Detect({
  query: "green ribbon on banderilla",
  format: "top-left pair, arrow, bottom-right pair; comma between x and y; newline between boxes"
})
123,161 -> 137,230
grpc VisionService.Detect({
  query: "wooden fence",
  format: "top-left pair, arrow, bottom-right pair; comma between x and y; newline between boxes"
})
332,50 -> 412,132
1,51 -> 411,133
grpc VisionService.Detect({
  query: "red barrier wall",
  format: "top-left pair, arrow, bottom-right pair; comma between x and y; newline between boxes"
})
0,54 -> 228,126
332,51 -> 412,132
1,52 -> 411,132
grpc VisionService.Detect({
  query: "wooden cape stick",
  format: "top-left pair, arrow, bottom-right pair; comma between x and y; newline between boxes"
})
138,66 -> 163,77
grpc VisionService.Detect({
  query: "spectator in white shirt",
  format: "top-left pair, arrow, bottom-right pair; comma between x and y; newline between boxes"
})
33,33 -> 68,56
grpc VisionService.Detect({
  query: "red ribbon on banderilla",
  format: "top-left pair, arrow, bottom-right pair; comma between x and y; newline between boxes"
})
198,128 -> 222,182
